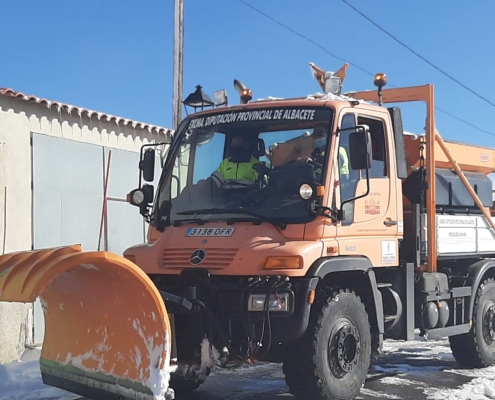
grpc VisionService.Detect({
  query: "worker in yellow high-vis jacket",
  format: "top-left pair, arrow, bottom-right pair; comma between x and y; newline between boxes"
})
211,134 -> 261,188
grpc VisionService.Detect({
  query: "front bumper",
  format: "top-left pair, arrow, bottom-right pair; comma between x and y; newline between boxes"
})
154,271 -> 319,344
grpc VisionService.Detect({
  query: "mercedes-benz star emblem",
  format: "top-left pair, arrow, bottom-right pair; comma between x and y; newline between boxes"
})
190,249 -> 206,265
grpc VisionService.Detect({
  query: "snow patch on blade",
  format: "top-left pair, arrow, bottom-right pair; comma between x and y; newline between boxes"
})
38,296 -> 49,315
61,325 -> 111,372
63,350 -> 97,368
134,345 -> 143,380
133,318 -> 176,400
94,326 -> 110,354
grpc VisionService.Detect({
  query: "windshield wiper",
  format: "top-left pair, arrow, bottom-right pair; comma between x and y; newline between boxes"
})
172,218 -> 206,227
177,208 -> 286,230
178,208 -> 241,216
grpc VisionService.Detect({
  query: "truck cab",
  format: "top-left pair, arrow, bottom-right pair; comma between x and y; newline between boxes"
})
130,98 -> 405,273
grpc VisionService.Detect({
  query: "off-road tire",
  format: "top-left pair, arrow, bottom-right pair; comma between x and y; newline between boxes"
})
450,278 -> 495,368
283,289 -> 371,400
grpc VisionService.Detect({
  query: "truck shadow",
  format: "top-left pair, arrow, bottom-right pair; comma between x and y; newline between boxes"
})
366,343 -> 474,395
177,390 -> 290,400
371,344 -> 457,372
0,363 -> 9,386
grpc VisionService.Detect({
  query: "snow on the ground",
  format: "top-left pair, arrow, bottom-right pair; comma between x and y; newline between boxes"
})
382,334 -> 453,359
0,348 -> 79,400
379,335 -> 495,400
359,387 -> 402,399
424,373 -> 495,400
424,365 -> 495,400
3,337 -> 495,399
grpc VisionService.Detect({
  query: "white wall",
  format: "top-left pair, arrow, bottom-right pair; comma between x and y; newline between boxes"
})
0,95 -> 171,363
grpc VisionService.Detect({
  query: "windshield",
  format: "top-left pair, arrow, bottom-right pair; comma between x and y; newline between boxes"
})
155,106 -> 334,228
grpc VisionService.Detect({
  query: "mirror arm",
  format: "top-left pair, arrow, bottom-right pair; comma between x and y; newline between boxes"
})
139,205 -> 152,221
311,202 -> 338,223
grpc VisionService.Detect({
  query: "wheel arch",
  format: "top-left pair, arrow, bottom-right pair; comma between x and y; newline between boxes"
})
306,256 -> 384,338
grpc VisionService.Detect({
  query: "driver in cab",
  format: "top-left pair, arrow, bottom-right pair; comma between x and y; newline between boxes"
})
211,133 -> 261,188
298,123 -> 349,178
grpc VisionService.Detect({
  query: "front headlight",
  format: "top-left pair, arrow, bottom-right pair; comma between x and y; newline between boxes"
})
132,190 -> 145,205
299,184 -> 313,200
248,293 -> 289,312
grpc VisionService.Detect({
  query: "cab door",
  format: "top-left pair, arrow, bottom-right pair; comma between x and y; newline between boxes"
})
335,109 -> 400,267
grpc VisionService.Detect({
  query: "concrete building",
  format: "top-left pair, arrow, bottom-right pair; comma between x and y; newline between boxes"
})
0,88 -> 172,364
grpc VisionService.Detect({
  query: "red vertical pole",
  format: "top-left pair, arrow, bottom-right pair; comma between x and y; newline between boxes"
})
98,150 -> 112,251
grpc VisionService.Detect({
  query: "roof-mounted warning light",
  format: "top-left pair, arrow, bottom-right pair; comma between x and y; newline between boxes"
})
373,73 -> 387,106
234,79 -> 252,104
214,89 -> 228,107
309,62 -> 348,95
373,73 -> 387,88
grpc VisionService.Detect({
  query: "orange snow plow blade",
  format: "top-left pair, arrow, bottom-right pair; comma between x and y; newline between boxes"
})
0,245 -> 174,400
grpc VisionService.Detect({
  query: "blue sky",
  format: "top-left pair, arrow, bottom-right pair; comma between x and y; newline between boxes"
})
2,0 -> 495,147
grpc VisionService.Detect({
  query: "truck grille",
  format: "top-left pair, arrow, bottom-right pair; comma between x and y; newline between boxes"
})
162,248 -> 238,269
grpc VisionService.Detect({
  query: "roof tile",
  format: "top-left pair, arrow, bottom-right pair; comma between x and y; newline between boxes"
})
0,88 -> 172,138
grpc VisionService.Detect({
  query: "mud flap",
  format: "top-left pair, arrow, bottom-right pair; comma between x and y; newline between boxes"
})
0,245 -> 174,400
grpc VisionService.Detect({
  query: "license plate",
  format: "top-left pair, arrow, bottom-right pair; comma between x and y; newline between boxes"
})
185,227 -> 235,237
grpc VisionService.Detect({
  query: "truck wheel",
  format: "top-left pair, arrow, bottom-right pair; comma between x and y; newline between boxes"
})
450,278 -> 495,368
283,289 -> 371,400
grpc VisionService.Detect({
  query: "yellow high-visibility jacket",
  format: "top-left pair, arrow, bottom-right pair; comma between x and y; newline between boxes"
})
216,156 -> 260,181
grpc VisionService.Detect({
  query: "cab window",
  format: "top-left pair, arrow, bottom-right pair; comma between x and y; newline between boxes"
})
357,116 -> 387,178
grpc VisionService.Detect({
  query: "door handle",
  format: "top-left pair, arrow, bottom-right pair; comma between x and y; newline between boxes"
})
383,219 -> 397,227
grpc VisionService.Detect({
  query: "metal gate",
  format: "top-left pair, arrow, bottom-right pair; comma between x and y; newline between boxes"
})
31,133 -> 151,344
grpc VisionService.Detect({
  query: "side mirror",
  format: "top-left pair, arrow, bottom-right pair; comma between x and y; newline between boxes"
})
141,149 -> 155,182
349,130 -> 372,170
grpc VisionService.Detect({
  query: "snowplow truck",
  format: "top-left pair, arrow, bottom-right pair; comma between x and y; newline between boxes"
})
3,65 -> 495,400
